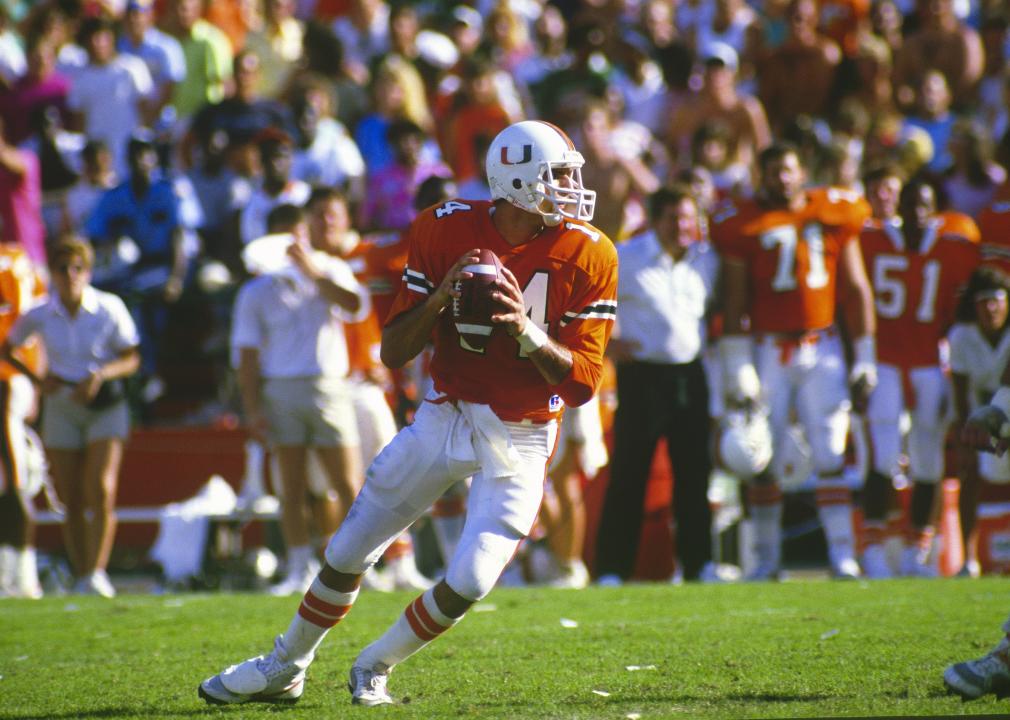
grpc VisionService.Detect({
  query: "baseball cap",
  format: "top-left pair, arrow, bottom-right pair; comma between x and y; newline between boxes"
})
701,41 -> 739,73
451,5 -> 483,34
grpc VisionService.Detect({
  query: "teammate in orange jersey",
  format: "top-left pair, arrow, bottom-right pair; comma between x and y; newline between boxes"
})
977,181 -> 1010,272
858,171 -> 980,578
0,245 -> 46,598
199,120 -> 617,707
712,142 -> 876,580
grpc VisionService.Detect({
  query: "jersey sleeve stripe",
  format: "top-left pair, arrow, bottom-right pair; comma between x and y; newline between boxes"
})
403,267 -> 434,295
560,300 -> 617,326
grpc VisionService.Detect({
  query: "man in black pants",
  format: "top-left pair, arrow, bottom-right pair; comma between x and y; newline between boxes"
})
595,186 -> 719,584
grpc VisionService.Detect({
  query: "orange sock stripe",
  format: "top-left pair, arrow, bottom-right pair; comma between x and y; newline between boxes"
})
302,591 -> 352,619
412,596 -> 449,636
404,602 -> 437,641
298,603 -> 342,628
432,496 -> 466,517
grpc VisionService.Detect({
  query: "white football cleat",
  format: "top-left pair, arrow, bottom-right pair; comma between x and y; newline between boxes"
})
944,637 -> 1010,700
828,546 -> 861,580
549,560 -> 590,589
199,636 -> 305,705
861,544 -> 892,579
386,556 -> 434,591
348,665 -> 393,706
73,571 -> 116,598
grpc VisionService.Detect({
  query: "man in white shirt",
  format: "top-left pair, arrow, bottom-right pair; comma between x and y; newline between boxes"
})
595,185 -> 720,583
231,204 -> 367,595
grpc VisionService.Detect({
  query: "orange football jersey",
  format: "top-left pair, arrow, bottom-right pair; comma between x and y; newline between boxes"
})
860,213 -> 980,368
0,247 -> 44,380
711,187 -> 870,334
978,188 -> 1010,274
385,199 -> 618,423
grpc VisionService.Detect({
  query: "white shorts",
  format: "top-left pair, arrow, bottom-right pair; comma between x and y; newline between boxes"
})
262,376 -> 358,448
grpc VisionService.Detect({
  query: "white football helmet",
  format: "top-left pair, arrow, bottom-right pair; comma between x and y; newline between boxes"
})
719,408 -> 773,479
485,120 -> 596,226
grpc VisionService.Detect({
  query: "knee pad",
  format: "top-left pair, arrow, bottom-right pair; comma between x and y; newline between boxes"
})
445,521 -> 524,602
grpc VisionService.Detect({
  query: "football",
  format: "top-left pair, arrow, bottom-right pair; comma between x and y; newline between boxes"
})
452,248 -> 506,351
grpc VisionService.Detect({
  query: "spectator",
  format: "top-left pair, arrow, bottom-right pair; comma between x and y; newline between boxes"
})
232,203 -> 367,596
164,0 -> 234,120
690,121 -> 752,198
483,1 -> 534,74
244,0 -> 304,99
118,0 -> 186,120
289,77 -> 366,204
950,266 -> 1010,581
903,69 -> 958,174
3,236 -> 140,598
0,118 -> 45,269
668,42 -> 770,175
0,6 -> 24,86
25,105 -> 83,241
66,17 -> 154,176
893,0 -> 984,110
514,3 -> 571,92
695,0 -> 761,86
0,36 -> 70,147
442,58 -> 511,186
977,16 -> 1009,145
758,0 -> 841,133
85,133 -> 187,392
332,0 -> 390,86
358,119 -> 450,234
596,186 -> 720,584
943,119 -> 1006,216
531,19 -> 611,128
238,129 -> 310,248
0,242 -> 46,599
62,139 -> 115,236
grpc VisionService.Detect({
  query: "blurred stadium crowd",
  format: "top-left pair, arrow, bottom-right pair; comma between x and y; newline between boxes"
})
1,0 -> 1010,597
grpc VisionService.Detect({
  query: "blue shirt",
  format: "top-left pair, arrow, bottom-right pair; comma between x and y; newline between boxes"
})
86,179 -> 180,264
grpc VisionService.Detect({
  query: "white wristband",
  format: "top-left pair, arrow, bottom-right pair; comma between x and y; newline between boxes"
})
516,322 -> 549,353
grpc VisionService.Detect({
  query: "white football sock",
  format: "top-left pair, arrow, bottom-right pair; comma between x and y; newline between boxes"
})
354,588 -> 461,673
750,502 -> 782,570
281,576 -> 359,668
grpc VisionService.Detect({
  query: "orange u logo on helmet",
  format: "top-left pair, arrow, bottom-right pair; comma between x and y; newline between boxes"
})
500,144 -> 533,165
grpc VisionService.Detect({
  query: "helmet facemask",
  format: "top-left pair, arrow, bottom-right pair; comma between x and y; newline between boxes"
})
533,161 -> 596,226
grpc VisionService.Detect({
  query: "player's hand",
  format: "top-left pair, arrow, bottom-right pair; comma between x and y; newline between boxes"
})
963,405 -> 1010,455
491,266 -> 528,337
432,249 -> 481,312
73,369 -> 103,406
287,241 -> 322,281
849,373 -> 874,414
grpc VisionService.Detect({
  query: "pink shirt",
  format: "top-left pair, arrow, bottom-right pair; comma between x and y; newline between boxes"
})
0,151 -> 46,267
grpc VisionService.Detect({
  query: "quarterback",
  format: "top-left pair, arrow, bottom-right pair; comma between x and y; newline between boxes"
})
198,120 -> 617,706
712,142 -> 876,580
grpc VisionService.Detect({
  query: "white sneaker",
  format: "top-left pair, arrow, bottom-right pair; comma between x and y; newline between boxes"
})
199,636 -> 305,705
348,665 -> 393,706
549,561 -> 590,589
269,559 -> 320,597
359,567 -> 394,592
697,562 -> 740,583
87,571 -> 116,598
386,556 -> 434,591
944,637 -> 1010,700
861,544 -> 892,579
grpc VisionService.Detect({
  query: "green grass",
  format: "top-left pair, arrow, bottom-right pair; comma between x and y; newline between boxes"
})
1,578 -> 1008,719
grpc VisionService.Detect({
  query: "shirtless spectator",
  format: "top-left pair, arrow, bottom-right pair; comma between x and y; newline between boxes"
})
578,99 -> 659,241
758,0 -> 841,133
893,0 -> 983,111
668,42 -> 770,174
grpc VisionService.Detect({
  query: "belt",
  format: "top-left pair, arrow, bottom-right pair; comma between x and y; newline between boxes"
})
757,326 -> 836,365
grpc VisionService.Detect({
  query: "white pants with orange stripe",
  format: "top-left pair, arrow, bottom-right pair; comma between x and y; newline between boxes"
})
756,330 -> 850,476
324,392 -> 558,601
866,363 -> 949,482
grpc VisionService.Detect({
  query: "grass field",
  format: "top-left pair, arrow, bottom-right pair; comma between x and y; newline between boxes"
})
2,578 -> 1009,719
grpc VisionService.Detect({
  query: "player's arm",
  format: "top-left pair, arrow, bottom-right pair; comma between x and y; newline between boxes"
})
237,346 -> 268,444
381,248 -> 481,369
838,236 -> 877,403
718,257 -> 760,405
288,242 -> 364,314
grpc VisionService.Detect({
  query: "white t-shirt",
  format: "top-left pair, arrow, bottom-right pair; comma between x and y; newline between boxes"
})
67,56 -> 154,174
230,255 -> 366,379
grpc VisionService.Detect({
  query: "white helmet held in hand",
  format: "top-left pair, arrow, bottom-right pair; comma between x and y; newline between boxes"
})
485,120 -> 596,226
718,408 -> 773,479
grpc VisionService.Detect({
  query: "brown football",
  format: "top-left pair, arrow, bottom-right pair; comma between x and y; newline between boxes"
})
452,248 -> 506,351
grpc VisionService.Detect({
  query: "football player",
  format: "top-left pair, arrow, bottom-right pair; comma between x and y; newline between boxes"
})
712,142 -> 876,580
199,120 -> 617,706
858,171 -> 979,578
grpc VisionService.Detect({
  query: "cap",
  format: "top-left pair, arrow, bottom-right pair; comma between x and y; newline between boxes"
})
701,41 -> 739,73
125,0 -> 153,12
451,5 -> 483,33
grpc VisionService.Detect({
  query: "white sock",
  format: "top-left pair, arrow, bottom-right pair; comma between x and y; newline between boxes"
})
15,547 -> 38,591
281,577 -> 359,668
817,503 -> 856,559
750,503 -> 782,570
355,588 -> 461,673
0,545 -> 14,591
